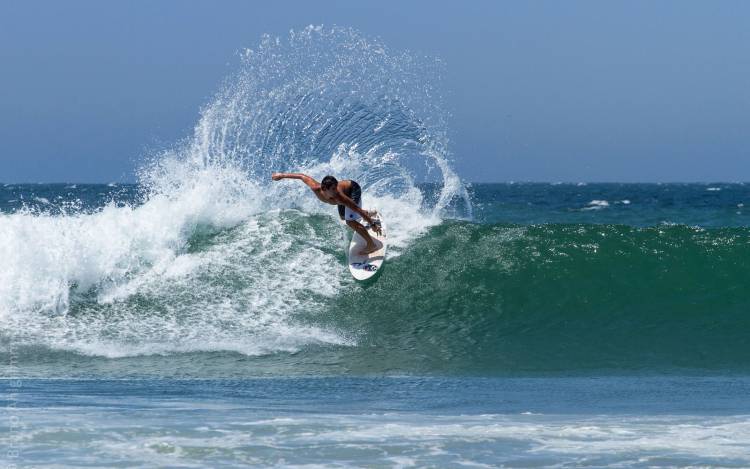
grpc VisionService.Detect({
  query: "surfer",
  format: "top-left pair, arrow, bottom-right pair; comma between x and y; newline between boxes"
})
271,173 -> 383,255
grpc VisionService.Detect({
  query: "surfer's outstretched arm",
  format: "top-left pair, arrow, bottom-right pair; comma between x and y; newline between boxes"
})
271,172 -> 319,190
272,172 -> 334,204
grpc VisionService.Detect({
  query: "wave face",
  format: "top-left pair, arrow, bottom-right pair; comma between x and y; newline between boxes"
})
326,221 -> 750,374
0,27 -> 469,365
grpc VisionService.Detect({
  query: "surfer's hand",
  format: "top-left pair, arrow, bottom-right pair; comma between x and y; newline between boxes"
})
369,219 -> 382,235
271,172 -> 283,181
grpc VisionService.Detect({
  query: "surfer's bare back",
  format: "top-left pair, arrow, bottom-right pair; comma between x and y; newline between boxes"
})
271,173 -> 383,255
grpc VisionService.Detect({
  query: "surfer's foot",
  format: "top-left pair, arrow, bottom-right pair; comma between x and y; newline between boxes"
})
359,239 -> 382,256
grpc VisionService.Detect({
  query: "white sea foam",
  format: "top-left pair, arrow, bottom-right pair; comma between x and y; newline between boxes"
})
581,199 -> 610,211
10,410 -> 750,467
0,170 -> 355,357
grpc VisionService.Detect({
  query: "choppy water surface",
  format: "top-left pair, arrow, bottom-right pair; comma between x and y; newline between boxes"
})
5,377 -> 750,468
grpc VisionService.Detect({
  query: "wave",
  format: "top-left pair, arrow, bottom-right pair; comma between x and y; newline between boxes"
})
3,27 -> 746,375
3,215 -> 750,374
0,27 -> 470,365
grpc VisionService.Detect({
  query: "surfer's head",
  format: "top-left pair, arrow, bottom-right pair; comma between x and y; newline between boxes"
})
321,175 -> 338,195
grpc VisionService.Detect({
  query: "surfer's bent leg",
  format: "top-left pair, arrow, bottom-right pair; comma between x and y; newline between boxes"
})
346,220 -> 381,255
343,182 -> 380,254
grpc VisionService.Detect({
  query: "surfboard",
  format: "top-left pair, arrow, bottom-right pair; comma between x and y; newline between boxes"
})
347,213 -> 387,281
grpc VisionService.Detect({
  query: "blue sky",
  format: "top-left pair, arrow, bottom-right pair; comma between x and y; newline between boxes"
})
1,1 -> 748,182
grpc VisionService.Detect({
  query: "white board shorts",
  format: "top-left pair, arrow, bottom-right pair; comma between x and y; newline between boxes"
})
338,182 -> 363,222
341,202 -> 362,222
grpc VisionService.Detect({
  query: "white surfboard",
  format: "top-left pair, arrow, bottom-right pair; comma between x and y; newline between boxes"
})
347,213 -> 387,281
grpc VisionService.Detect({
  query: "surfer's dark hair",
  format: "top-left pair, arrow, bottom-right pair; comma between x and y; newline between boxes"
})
321,175 -> 338,190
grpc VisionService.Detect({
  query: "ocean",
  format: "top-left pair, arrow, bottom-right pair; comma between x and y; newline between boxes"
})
3,182 -> 749,467
2,26 -> 750,467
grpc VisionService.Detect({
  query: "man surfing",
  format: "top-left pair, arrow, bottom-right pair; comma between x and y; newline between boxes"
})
271,172 -> 383,255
